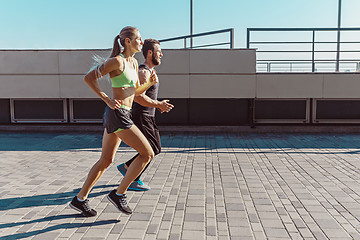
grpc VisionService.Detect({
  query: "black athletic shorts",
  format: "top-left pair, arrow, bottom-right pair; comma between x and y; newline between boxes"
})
103,106 -> 133,134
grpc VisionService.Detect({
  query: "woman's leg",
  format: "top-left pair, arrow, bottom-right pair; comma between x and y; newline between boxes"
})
77,129 -> 121,200
115,124 -> 154,194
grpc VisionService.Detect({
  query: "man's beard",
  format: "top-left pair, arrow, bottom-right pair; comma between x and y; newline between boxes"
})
152,54 -> 161,65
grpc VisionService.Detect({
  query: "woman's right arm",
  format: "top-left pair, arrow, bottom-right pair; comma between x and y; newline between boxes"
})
84,57 -> 123,109
134,69 -> 159,96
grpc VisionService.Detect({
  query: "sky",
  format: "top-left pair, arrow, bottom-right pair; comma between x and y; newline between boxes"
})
1,0 -> 360,50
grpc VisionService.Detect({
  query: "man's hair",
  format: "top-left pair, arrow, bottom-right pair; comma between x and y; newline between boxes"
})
142,39 -> 160,58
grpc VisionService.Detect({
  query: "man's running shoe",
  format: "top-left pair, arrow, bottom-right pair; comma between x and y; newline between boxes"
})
69,196 -> 97,217
107,190 -> 132,215
128,179 -> 151,191
117,163 -> 127,177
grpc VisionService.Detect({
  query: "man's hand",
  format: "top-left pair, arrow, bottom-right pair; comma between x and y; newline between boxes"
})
158,100 -> 174,113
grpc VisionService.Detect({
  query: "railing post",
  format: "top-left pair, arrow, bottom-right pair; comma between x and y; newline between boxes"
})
336,0 -> 342,72
190,0 -> 193,48
312,30 -> 315,72
247,28 -> 250,48
230,28 -> 234,48
184,38 -> 187,49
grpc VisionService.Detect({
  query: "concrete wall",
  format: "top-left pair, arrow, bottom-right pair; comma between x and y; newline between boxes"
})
1,49 -> 360,99
0,49 -> 256,99
155,49 -> 256,99
1,49 -> 360,125
256,73 -> 360,98
0,50 -> 112,99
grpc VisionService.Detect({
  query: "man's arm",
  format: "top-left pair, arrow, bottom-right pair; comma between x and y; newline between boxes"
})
134,69 -> 174,112
134,94 -> 173,113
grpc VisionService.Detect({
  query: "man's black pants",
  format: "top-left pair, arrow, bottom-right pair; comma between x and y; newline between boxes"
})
125,113 -> 161,181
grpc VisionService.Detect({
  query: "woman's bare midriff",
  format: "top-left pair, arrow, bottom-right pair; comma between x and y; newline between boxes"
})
112,87 -> 136,108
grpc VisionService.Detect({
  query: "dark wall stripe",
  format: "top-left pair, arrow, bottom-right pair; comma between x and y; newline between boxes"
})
3,98 -> 360,125
73,100 -> 106,120
0,99 -> 10,124
13,100 -> 64,119
255,100 -> 307,120
188,99 -> 249,125
155,99 -> 189,125
316,100 -> 360,119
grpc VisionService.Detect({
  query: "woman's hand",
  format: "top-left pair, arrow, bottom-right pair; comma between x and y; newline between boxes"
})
106,99 -> 123,110
149,70 -> 159,85
135,69 -> 158,96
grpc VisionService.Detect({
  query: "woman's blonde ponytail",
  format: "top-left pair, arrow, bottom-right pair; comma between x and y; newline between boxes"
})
109,35 -> 121,58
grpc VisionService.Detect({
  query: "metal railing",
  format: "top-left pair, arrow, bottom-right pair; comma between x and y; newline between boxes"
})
159,28 -> 234,49
247,27 -> 360,72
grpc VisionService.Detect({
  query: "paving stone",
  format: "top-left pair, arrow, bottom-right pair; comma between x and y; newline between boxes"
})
264,227 -> 290,238
181,230 -> 205,240
1,132 -> 360,240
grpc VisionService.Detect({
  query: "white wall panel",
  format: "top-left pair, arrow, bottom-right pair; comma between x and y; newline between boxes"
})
0,75 -> 60,98
154,50 -> 190,74
0,51 -> 59,74
59,75 -> 112,98
58,50 -> 110,74
256,74 -> 323,98
190,75 -> 256,98
157,75 -> 190,98
190,49 -> 256,74
323,74 -> 360,98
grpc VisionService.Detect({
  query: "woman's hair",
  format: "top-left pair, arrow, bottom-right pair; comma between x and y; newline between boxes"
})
89,26 -> 139,80
109,26 -> 139,58
142,39 -> 160,58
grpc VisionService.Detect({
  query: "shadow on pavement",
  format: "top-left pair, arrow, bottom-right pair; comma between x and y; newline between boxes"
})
1,133 -> 360,154
0,216 -> 119,239
0,185 -> 117,211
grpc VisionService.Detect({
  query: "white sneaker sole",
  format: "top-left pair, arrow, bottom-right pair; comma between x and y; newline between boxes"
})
107,195 -> 132,215
69,203 -> 82,213
69,202 -> 97,217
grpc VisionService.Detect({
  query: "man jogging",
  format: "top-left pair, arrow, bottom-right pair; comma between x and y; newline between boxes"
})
117,39 -> 174,191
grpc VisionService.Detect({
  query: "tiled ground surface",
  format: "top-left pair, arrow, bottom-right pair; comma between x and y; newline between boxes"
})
0,132 -> 360,240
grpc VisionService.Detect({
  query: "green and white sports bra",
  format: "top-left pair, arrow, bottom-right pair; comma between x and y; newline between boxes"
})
110,54 -> 138,88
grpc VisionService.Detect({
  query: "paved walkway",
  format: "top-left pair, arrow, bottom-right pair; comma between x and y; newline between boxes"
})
0,132 -> 360,240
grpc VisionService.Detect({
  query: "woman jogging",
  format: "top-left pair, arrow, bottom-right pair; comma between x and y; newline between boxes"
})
69,26 -> 157,217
